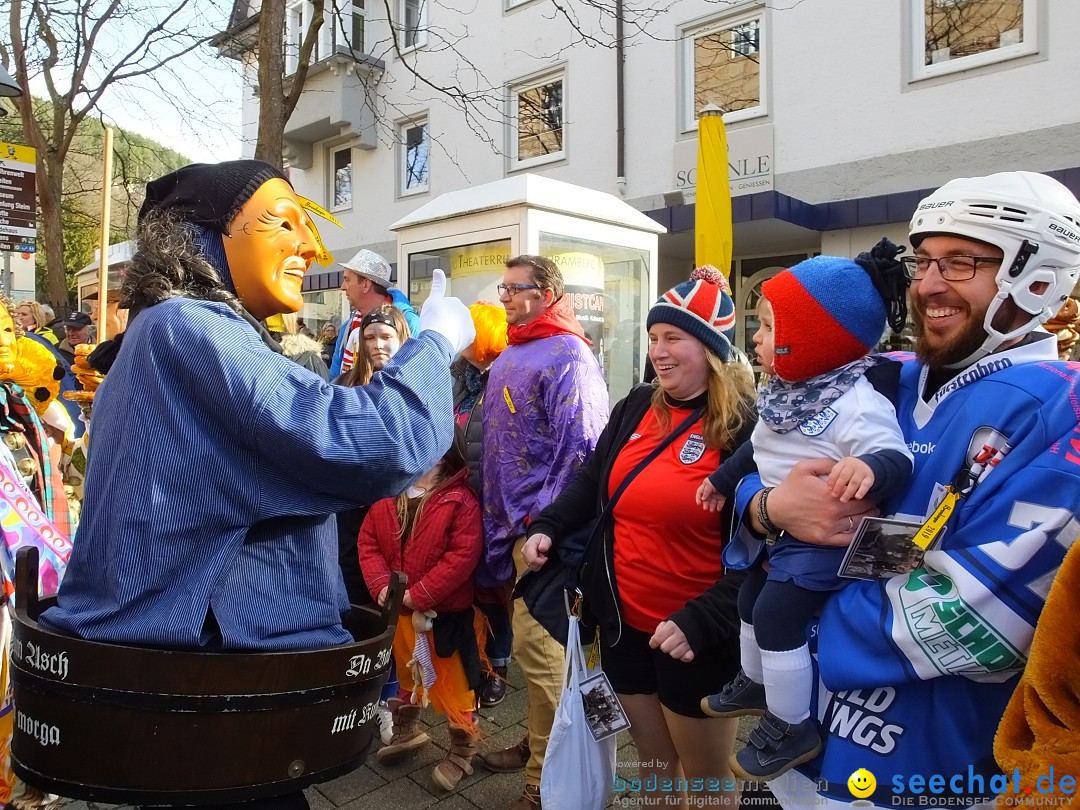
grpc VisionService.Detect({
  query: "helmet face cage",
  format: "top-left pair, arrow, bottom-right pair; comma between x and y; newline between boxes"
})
909,172 -> 1080,362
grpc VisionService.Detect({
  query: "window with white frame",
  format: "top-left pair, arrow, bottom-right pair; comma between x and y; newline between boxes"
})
913,0 -> 1036,80
401,0 -> 427,50
285,0 -> 367,73
349,0 -> 365,53
401,118 -> 430,196
682,9 -> 766,132
285,0 -> 306,75
510,72 -> 565,170
331,146 -> 352,209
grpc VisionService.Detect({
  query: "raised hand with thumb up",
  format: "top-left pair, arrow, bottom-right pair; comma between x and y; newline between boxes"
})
419,269 -> 475,357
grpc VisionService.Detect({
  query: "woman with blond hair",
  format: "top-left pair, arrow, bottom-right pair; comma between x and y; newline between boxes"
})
523,267 -> 754,809
452,301 -> 511,706
15,301 -> 59,345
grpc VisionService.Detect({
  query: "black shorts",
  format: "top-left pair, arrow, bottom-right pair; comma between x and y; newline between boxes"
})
600,623 -> 739,718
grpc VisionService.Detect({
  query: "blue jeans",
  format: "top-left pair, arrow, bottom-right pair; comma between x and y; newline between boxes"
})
478,600 -> 512,667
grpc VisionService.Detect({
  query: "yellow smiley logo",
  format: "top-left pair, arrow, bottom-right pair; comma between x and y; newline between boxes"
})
848,768 -> 876,798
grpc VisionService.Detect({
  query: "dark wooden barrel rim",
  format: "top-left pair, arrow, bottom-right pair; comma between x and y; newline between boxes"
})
10,547 -> 406,805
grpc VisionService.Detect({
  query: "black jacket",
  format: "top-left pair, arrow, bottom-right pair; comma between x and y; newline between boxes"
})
451,359 -> 487,495
528,383 -> 751,654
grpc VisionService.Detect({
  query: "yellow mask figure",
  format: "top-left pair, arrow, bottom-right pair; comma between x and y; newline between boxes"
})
0,303 -> 17,376
223,178 -> 319,321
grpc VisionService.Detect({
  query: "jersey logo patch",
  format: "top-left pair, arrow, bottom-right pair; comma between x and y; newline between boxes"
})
628,433 -> 641,441
679,432 -> 706,464
798,407 -> 838,436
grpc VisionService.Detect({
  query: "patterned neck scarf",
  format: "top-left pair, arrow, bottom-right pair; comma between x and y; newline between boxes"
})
458,363 -> 485,416
757,355 -> 883,434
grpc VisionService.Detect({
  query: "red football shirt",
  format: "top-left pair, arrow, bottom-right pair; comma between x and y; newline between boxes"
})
608,405 -> 730,634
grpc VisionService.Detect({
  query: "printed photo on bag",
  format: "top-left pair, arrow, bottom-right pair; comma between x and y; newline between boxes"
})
837,517 -> 927,580
580,671 -> 631,742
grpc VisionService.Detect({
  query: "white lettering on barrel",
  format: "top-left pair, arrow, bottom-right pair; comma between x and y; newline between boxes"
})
16,710 -> 60,746
25,642 -> 69,680
331,708 -> 357,734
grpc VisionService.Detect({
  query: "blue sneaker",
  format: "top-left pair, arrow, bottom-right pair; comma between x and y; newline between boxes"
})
730,711 -> 822,781
700,671 -> 767,718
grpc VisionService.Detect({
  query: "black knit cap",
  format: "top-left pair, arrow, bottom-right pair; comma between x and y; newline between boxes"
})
137,160 -> 291,234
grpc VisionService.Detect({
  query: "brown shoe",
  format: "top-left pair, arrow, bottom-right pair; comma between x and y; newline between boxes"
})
481,733 -> 530,772
509,783 -> 542,809
479,665 -> 509,707
431,724 -> 478,792
376,701 -> 431,764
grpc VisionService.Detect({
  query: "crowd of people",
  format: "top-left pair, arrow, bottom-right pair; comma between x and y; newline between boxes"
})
1,159 -> 1076,810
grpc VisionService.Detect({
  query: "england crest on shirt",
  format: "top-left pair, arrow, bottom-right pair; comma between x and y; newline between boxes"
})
798,406 -> 838,436
679,432 -> 706,464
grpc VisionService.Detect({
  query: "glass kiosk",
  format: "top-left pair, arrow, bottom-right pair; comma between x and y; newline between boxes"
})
391,173 -> 665,399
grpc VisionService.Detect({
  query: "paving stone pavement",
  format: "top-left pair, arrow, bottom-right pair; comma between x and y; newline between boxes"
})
57,660 -> 759,810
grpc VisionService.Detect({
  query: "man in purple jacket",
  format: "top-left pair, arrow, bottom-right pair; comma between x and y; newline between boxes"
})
479,255 -> 609,810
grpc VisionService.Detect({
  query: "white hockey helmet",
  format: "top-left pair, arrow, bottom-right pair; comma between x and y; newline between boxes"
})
909,171 -> 1080,364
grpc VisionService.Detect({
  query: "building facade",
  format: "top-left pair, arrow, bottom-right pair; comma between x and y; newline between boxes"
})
217,0 -> 1078,363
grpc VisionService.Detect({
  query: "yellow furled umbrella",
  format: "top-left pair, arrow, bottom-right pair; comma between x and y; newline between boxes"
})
695,104 -> 733,276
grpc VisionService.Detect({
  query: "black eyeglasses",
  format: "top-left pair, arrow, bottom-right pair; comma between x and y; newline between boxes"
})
900,255 -> 1003,282
497,283 -> 541,297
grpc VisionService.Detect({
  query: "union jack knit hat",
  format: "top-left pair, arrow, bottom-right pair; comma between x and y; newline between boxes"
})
647,265 -> 736,362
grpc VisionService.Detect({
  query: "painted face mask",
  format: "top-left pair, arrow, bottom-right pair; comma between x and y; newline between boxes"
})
0,302 -> 18,376
223,178 -> 320,320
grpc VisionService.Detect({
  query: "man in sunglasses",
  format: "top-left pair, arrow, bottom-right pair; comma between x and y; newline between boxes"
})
734,171 -> 1080,807
479,254 -> 608,810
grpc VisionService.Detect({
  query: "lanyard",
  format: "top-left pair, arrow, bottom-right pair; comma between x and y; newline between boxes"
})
912,438 -> 1011,550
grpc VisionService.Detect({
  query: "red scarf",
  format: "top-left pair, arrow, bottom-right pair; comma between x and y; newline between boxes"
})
506,295 -> 590,346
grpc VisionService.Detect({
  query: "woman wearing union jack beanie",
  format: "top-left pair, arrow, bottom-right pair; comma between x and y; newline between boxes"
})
520,265 -> 756,804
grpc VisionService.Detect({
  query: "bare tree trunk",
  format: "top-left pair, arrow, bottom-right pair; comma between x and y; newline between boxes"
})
254,0 -> 286,167
254,0 -> 322,167
37,156 -> 69,315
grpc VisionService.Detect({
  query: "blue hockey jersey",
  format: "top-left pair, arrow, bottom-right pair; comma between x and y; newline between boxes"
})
736,333 -> 1080,808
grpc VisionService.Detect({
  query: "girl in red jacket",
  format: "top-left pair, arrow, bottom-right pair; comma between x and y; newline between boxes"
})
358,432 -> 484,792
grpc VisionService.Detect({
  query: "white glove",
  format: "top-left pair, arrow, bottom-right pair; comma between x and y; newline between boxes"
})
419,269 -> 475,357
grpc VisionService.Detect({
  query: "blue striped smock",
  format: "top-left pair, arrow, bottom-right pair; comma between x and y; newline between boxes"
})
42,297 -> 453,650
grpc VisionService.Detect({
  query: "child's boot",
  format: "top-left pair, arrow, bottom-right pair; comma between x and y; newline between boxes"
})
376,698 -> 432,764
700,669 -> 767,718
431,724 -> 478,791
730,711 -> 822,781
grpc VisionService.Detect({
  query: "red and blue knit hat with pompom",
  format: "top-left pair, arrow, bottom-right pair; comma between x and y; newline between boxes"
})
762,256 -> 888,382
647,265 -> 736,362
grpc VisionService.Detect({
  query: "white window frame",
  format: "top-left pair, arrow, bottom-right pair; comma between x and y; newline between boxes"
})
730,19 -> 760,58
347,0 -> 366,53
505,0 -> 536,9
324,0 -> 366,54
285,0 -> 336,73
285,0 -> 305,75
910,0 -> 1038,82
399,116 -> 430,198
681,7 -> 767,133
508,69 -> 566,172
400,0 -> 428,52
330,145 -> 353,211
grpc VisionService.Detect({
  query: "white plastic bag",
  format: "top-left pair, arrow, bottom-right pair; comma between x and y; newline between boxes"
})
540,615 -> 617,810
